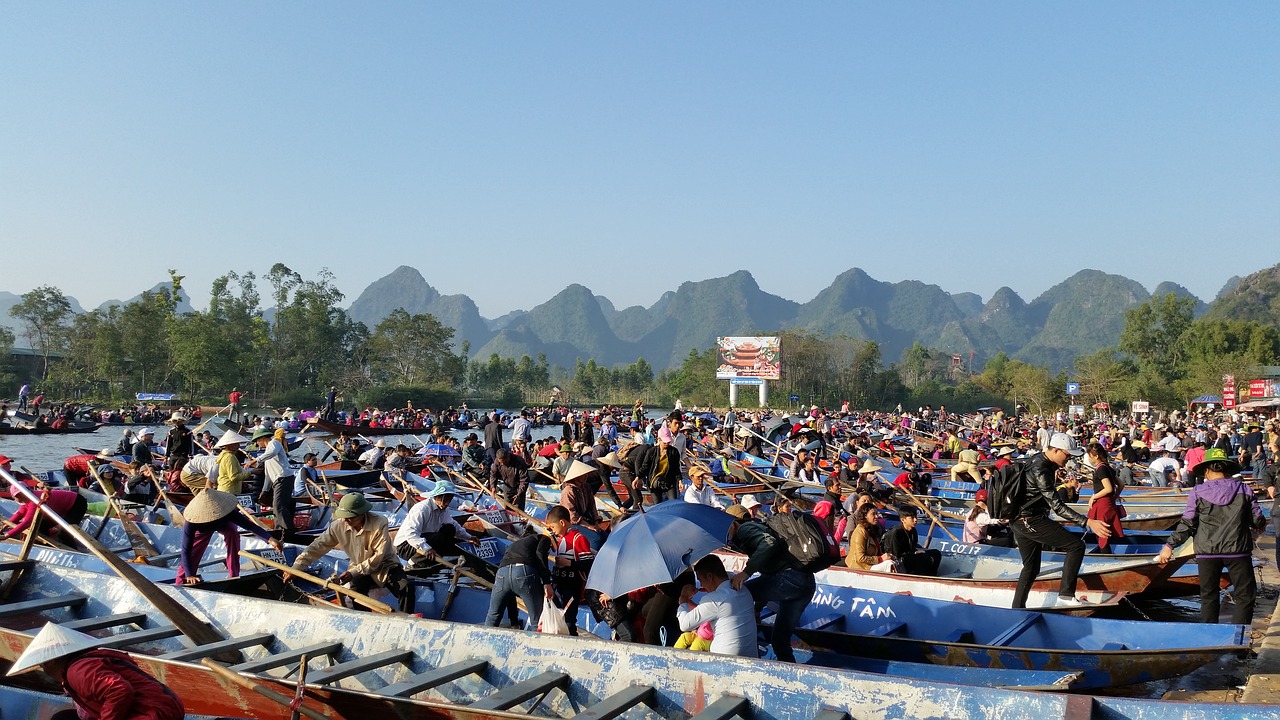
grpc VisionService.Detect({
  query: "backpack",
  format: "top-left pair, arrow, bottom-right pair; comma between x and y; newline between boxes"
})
766,510 -> 840,572
987,461 -> 1029,521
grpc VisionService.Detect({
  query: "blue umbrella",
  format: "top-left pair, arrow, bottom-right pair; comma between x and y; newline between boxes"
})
585,501 -> 735,598
421,443 -> 461,458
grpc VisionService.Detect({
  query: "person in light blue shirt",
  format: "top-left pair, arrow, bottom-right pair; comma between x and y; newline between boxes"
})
293,452 -> 319,497
677,554 -> 757,657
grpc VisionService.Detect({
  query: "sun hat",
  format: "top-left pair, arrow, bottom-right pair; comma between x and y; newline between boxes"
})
996,446 -> 1017,457
1048,432 -> 1083,457
423,480 -> 457,499
597,452 -> 623,469
334,492 -> 372,519
741,494 -> 762,510
557,443 -> 571,454
184,490 -> 240,524
170,412 -> 187,424
7,623 -> 100,676
857,459 -> 883,474
374,439 -> 387,448
724,504 -> 750,520
214,430 -> 248,448
563,460 -> 597,484
1190,447 -> 1243,478
689,465 -> 710,479
250,428 -> 274,442
96,448 -> 115,459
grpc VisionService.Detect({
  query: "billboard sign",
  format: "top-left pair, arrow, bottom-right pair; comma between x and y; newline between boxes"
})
716,336 -> 781,380
1131,401 -> 1150,414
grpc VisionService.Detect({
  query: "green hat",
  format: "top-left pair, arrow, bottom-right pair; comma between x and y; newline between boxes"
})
1190,447 -> 1243,479
334,492 -> 372,518
251,427 -> 275,442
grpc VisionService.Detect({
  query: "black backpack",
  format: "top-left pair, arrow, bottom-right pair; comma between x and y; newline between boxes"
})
766,510 -> 840,572
987,461 -> 1029,521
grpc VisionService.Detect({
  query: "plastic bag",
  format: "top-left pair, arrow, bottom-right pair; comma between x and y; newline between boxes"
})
538,600 -> 570,635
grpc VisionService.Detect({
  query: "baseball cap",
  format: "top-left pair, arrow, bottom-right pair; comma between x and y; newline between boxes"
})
1048,432 -> 1083,457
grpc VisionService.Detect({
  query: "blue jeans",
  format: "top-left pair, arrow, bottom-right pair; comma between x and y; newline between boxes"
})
747,568 -> 815,662
485,564 -> 544,630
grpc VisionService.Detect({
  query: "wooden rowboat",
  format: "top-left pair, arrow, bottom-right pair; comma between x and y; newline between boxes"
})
0,563 -> 1275,720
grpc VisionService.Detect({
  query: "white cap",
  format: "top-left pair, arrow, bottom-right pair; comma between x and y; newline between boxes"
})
7,623 -> 99,676
214,430 -> 248,448
742,494 -> 762,510
1048,432 -> 1083,457
137,427 -> 155,437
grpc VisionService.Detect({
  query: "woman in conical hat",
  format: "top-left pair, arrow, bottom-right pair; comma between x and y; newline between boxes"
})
7,622 -> 184,720
177,489 -> 282,586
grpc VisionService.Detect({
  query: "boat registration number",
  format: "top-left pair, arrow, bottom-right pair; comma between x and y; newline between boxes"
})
236,494 -> 255,509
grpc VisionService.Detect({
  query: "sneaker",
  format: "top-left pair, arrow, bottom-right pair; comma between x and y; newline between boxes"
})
1054,595 -> 1089,608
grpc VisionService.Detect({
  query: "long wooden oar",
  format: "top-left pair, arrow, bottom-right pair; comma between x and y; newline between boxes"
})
874,474 -> 959,543
87,463 -> 160,560
200,658 -> 328,720
1,467 -> 231,653
238,549 -> 395,614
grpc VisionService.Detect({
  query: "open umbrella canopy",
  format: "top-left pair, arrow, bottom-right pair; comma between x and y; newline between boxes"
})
585,501 -> 735,598
420,444 -> 461,458
976,406 -> 1001,412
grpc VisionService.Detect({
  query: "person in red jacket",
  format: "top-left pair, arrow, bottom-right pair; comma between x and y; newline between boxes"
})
6,623 -> 185,720
4,486 -> 88,541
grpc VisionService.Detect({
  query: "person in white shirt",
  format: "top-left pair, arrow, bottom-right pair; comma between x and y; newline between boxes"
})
677,554 -> 757,657
393,480 -> 475,566
358,440 -> 388,469
1146,451 -> 1181,488
683,466 -> 724,509
179,453 -> 220,492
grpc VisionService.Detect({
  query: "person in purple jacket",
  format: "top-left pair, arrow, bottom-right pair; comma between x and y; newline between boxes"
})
1158,447 -> 1266,624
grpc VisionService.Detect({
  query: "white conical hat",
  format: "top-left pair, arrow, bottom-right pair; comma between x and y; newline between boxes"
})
563,460 -> 597,484
7,623 -> 99,675
214,430 -> 248,448
184,489 -> 240,523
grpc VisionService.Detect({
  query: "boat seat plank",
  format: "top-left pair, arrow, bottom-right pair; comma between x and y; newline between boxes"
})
943,628 -> 975,644
690,696 -> 751,720
231,641 -> 344,674
814,711 -> 851,720
146,551 -> 182,564
0,594 -> 88,618
377,658 -> 490,698
799,614 -> 842,631
471,670 -> 570,711
866,621 -> 906,637
308,649 -> 414,685
90,625 -> 182,649
1101,642 -> 1128,651
61,613 -> 148,633
160,633 -> 275,661
990,613 -> 1042,647
572,685 -> 656,720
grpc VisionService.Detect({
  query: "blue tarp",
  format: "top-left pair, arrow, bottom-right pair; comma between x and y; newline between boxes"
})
1190,395 -> 1221,404
135,393 -> 178,401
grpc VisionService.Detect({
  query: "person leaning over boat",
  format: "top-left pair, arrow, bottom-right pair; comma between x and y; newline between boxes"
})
394,480 -> 476,567
725,498 -> 815,663
177,452 -> 219,493
677,554 -> 757,657
559,460 -> 607,552
484,520 -> 555,630
7,623 -> 185,720
4,485 -> 88,542
288,492 -> 415,613
1011,433 -> 1113,609
177,490 -> 283,585
1158,447 -> 1266,624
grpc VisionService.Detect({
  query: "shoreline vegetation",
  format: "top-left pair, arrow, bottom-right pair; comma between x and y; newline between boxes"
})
3,266 -> 1278,415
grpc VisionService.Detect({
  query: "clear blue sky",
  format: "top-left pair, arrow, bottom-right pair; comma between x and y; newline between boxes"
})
2,4 -> 1277,317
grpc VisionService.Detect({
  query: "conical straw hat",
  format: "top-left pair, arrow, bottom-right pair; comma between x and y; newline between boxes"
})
563,460 -> 597,484
184,490 -> 240,523
7,623 -> 99,675
857,459 -> 883,474
214,430 -> 248,448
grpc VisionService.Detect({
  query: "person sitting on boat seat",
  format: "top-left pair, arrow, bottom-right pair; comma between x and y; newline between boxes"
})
6,623 -> 185,720
393,480 -> 477,568
883,506 -> 942,576
674,621 -> 715,651
289,492 -> 415,612
177,489 -> 282,586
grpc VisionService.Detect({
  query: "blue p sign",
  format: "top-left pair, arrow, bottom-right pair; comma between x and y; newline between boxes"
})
1065,383 -> 1080,395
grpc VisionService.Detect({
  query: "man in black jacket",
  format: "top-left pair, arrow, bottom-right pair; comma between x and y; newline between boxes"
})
1012,433 -> 1113,609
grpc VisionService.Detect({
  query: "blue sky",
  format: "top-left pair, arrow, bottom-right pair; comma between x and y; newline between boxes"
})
2,4 -> 1276,317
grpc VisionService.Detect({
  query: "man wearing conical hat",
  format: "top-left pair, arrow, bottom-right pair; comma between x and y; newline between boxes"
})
1159,447 -> 1266,624
290,492 -> 414,613
177,489 -> 283,586
7,622 -> 184,719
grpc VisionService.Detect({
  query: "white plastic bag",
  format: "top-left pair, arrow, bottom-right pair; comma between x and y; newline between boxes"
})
538,600 -> 570,635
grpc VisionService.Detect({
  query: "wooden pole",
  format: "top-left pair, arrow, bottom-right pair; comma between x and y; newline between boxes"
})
874,474 -> 959,543
0,467 -> 231,652
87,463 -> 160,559
200,659 -> 329,720
238,550 -> 395,614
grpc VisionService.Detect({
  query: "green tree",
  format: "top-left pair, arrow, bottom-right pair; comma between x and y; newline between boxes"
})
9,285 -> 73,379
367,310 -> 457,387
1119,292 -> 1198,383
